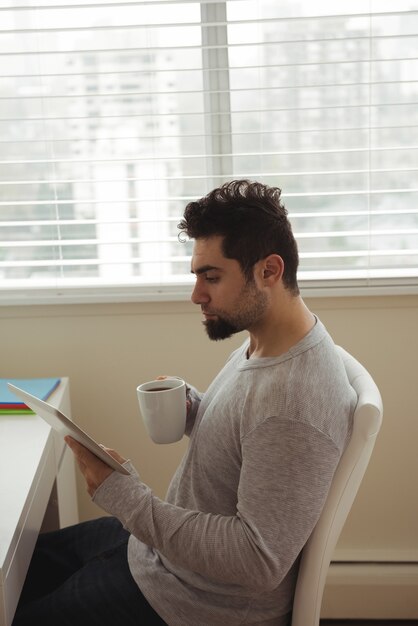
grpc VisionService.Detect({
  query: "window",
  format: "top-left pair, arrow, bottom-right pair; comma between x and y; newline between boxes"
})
1,0 -> 417,304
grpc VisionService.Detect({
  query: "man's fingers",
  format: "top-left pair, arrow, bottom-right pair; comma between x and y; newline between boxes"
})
65,436 -> 115,496
65,436 -> 84,458
99,444 -> 126,465
65,436 -> 90,460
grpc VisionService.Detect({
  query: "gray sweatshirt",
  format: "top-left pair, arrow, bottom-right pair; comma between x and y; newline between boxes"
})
93,318 -> 356,625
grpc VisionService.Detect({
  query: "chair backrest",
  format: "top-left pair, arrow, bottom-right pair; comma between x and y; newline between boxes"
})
291,346 -> 383,626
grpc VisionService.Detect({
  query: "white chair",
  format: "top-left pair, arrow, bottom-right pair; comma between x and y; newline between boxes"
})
291,346 -> 383,626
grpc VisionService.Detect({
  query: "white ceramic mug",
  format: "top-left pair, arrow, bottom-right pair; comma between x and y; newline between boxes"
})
137,377 -> 187,444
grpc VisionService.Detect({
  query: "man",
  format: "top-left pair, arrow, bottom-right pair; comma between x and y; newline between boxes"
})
14,180 -> 356,626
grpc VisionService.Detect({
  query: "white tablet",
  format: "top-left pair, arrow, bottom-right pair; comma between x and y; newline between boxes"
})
8,382 -> 130,475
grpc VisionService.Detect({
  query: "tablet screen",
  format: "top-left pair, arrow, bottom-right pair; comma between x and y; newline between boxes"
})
8,383 -> 130,475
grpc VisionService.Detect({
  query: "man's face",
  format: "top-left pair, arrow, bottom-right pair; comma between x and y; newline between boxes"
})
190,236 -> 268,340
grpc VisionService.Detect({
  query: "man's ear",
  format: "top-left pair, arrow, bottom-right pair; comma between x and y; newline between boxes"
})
261,254 -> 284,283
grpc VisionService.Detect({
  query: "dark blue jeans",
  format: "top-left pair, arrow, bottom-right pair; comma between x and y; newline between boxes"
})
13,516 -> 167,626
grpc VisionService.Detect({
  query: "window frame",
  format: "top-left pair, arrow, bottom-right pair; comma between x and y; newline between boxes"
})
1,0 -> 418,306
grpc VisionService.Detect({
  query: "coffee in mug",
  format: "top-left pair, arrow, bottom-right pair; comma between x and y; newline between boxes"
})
137,378 -> 186,444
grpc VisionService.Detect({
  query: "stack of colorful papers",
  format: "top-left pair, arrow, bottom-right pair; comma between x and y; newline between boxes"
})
0,378 -> 61,414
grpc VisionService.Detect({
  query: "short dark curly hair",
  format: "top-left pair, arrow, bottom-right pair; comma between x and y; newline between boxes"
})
178,179 -> 299,294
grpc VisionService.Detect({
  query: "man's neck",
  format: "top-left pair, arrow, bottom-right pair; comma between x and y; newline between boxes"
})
247,296 -> 316,359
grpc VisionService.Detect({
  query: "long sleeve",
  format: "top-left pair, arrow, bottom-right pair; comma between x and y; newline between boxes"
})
93,418 -> 341,592
184,384 -> 203,436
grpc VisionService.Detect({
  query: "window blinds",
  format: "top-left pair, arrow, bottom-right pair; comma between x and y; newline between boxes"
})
1,0 -> 417,304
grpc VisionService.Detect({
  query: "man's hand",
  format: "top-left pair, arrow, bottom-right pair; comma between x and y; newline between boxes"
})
65,436 -> 127,496
156,375 -> 192,412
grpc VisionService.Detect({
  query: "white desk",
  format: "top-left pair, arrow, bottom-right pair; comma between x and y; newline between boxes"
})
0,379 -> 79,626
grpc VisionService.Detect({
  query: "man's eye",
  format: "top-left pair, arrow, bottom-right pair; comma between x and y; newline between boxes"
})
205,276 -> 219,283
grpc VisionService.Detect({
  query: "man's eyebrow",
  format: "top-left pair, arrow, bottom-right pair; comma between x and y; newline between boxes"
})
191,264 -> 222,276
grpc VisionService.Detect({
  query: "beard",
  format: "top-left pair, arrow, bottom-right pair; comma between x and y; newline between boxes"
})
203,279 -> 268,341
204,317 -> 240,341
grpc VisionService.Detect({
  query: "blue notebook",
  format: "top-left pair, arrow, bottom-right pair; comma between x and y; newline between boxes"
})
0,378 -> 61,413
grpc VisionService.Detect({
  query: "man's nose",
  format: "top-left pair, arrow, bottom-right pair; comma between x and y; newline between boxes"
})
191,280 -> 210,305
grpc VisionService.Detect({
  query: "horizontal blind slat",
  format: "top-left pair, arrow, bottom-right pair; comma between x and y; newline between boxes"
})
3,230 -> 418,249
1,143 -> 418,168
3,79 -> 418,102
2,207 -> 418,229
2,188 -> 418,209
1,7 -> 416,26
3,102 -> 418,124
2,249 -> 417,271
